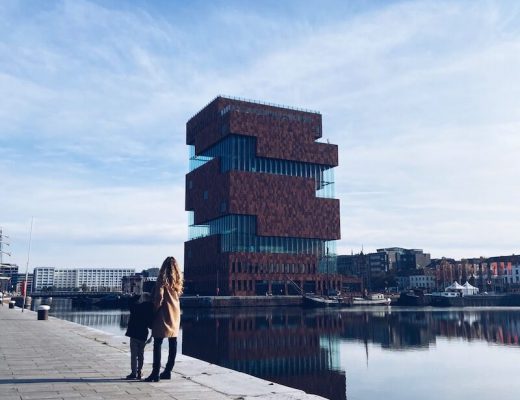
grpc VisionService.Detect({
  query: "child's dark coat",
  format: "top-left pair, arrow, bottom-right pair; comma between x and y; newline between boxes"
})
125,300 -> 154,341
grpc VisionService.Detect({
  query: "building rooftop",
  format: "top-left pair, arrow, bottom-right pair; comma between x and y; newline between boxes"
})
188,94 -> 321,124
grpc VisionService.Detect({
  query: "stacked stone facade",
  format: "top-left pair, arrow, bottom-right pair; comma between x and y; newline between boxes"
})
185,96 -> 346,296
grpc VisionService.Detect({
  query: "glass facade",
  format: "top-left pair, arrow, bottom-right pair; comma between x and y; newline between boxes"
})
189,135 -> 335,199
189,212 -> 336,257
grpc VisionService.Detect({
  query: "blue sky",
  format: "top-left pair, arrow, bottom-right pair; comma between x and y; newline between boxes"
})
1,0 -> 519,270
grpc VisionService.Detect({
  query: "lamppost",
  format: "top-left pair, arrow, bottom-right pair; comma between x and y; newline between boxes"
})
21,218 -> 34,312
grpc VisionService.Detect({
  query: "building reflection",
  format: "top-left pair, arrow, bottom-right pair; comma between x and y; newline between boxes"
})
431,310 -> 520,346
338,310 -> 520,349
182,309 -> 347,400
182,308 -> 520,400
340,311 -> 435,350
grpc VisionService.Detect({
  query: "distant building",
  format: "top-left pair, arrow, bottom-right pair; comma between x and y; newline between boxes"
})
142,267 -> 159,282
33,267 -> 135,292
367,251 -> 389,274
376,248 -> 400,270
503,262 -> 520,289
409,274 -> 435,290
376,247 -> 430,271
337,254 -> 364,276
0,263 -> 19,277
0,263 -> 19,292
16,273 -> 33,295
335,254 -> 364,293
426,255 -> 520,293
122,268 -> 160,295
141,268 -> 159,293
122,274 -> 144,295
396,276 -> 409,290
0,277 -> 9,293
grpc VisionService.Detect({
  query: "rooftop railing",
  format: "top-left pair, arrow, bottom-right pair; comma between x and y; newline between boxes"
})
187,94 -> 320,124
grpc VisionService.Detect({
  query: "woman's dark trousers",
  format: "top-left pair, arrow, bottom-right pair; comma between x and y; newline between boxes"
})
152,337 -> 178,376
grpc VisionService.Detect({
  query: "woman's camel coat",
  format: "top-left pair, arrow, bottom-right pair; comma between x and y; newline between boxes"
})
151,281 -> 181,338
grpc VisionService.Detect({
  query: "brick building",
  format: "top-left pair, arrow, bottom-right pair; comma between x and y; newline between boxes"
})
184,96 -> 346,296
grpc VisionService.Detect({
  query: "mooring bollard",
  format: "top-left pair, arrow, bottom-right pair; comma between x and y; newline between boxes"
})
24,296 -> 32,309
9,301 -> 15,309
37,305 -> 50,320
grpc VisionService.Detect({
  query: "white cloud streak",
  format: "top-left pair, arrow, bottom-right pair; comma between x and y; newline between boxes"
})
1,0 -> 519,269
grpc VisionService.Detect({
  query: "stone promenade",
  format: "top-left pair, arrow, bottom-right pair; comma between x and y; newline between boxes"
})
0,306 -> 326,400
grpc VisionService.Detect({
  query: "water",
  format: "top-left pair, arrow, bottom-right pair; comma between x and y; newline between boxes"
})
43,299 -> 520,400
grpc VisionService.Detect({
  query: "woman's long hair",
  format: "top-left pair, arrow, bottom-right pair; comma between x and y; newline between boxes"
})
158,256 -> 183,295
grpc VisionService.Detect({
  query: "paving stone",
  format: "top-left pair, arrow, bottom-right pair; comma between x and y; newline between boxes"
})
0,307 -> 325,400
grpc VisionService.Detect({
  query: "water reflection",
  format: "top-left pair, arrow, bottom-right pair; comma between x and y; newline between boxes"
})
40,298 -> 130,336
38,298 -> 520,400
183,309 -> 346,400
341,309 -> 520,349
182,308 -> 520,400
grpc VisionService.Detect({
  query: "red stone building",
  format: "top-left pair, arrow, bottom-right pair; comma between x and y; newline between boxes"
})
184,96 -> 347,296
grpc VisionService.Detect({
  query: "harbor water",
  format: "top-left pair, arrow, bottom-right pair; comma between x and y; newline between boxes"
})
42,298 -> 520,400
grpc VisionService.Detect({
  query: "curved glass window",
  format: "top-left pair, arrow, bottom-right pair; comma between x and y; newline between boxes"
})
188,213 -> 335,257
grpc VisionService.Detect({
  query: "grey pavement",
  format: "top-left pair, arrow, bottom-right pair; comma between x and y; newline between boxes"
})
0,306 -> 326,400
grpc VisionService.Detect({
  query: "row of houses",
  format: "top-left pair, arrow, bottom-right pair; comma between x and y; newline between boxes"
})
2,252 -> 519,296
336,250 -> 520,293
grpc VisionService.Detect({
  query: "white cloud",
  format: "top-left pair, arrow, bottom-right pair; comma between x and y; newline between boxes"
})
1,0 -> 519,268
1,172 -> 187,269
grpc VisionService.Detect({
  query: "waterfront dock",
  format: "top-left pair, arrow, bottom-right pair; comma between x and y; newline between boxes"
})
0,306 -> 325,400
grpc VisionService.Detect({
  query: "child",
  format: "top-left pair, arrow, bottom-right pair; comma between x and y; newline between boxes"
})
125,292 -> 154,380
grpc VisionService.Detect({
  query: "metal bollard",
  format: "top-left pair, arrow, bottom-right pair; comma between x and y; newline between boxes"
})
37,305 -> 50,320
9,301 -> 15,309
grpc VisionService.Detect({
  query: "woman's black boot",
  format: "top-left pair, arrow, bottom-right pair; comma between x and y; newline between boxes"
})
143,372 -> 159,382
159,370 -> 171,380
144,338 -> 162,382
159,338 -> 177,380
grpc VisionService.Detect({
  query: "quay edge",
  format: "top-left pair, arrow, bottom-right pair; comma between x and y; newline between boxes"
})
0,305 -> 327,400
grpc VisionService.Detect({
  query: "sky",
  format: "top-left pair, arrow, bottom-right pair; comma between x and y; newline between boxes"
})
1,0 -> 519,271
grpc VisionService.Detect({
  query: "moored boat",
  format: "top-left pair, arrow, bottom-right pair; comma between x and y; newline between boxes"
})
352,293 -> 391,306
397,289 -> 431,306
303,294 -> 342,307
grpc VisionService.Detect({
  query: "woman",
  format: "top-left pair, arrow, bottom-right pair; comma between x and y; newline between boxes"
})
144,256 -> 183,382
